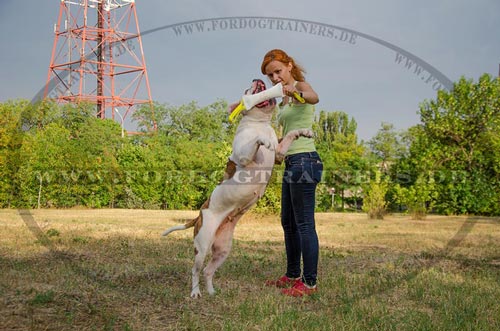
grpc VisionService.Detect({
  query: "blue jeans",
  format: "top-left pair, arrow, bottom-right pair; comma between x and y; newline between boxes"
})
281,151 -> 323,287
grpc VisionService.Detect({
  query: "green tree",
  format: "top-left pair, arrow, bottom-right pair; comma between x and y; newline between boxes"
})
16,122 -> 72,207
134,100 -> 233,142
14,102 -> 124,208
395,74 -> 500,215
368,122 -> 405,173
315,110 -> 367,211
128,100 -> 234,209
0,100 -> 28,207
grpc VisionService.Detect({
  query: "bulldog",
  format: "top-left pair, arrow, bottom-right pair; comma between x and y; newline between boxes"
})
162,79 -> 313,298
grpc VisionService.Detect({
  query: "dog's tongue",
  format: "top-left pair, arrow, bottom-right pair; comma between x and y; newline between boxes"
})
252,79 -> 277,108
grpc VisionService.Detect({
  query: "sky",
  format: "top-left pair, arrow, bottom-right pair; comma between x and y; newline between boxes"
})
0,0 -> 499,141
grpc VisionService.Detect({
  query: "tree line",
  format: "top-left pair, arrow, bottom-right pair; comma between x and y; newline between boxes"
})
0,74 -> 498,217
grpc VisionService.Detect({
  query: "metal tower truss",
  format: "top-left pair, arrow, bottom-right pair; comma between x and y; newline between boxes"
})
44,0 -> 153,127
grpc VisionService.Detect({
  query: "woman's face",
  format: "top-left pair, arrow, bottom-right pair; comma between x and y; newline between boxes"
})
264,60 -> 293,86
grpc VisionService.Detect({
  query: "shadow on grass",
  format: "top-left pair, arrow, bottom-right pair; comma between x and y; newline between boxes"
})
5,213 -> 500,330
0,232 -> 194,330
17,209 -> 482,301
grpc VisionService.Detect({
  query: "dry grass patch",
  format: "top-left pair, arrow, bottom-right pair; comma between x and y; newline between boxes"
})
0,209 -> 499,330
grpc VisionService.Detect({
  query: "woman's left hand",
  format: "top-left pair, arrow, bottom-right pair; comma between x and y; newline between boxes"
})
282,84 -> 298,97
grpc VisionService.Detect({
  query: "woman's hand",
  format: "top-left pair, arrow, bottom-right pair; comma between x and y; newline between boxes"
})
227,101 -> 241,114
293,82 -> 319,104
282,84 -> 298,97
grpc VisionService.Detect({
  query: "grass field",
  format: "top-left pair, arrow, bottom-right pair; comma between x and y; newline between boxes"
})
1,209 -> 499,331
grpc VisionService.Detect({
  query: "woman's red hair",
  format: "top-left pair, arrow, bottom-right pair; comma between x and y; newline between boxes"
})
260,49 -> 306,82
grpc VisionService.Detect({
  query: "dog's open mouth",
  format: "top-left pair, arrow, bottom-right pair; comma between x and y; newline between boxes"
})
247,79 -> 276,108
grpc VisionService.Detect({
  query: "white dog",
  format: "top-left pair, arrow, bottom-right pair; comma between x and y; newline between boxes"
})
162,79 -> 313,298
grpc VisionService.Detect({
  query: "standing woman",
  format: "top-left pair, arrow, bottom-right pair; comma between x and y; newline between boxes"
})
262,49 -> 323,297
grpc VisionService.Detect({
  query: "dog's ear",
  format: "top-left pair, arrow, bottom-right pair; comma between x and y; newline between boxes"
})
250,80 -> 259,94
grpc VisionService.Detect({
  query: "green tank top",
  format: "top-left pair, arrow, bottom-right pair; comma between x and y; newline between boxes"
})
277,102 -> 316,156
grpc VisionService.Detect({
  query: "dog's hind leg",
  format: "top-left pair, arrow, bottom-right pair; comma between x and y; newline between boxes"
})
204,214 -> 242,295
190,209 -> 218,298
190,249 -> 205,298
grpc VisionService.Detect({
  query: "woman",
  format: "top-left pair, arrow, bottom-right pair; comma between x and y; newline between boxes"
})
262,49 -> 323,297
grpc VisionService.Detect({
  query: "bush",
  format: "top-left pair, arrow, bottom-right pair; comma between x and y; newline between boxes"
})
393,174 -> 437,219
362,179 -> 389,219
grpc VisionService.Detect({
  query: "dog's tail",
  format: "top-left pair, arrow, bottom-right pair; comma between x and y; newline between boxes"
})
161,216 -> 200,236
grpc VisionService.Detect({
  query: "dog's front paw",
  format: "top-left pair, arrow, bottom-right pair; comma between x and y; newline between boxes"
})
298,129 -> 314,138
257,138 -> 275,151
275,152 -> 285,165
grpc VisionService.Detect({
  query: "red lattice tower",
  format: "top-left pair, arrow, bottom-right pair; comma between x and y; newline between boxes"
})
44,0 -> 153,132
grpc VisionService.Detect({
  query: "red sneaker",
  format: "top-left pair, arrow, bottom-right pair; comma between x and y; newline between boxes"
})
281,280 -> 317,297
265,275 -> 300,288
